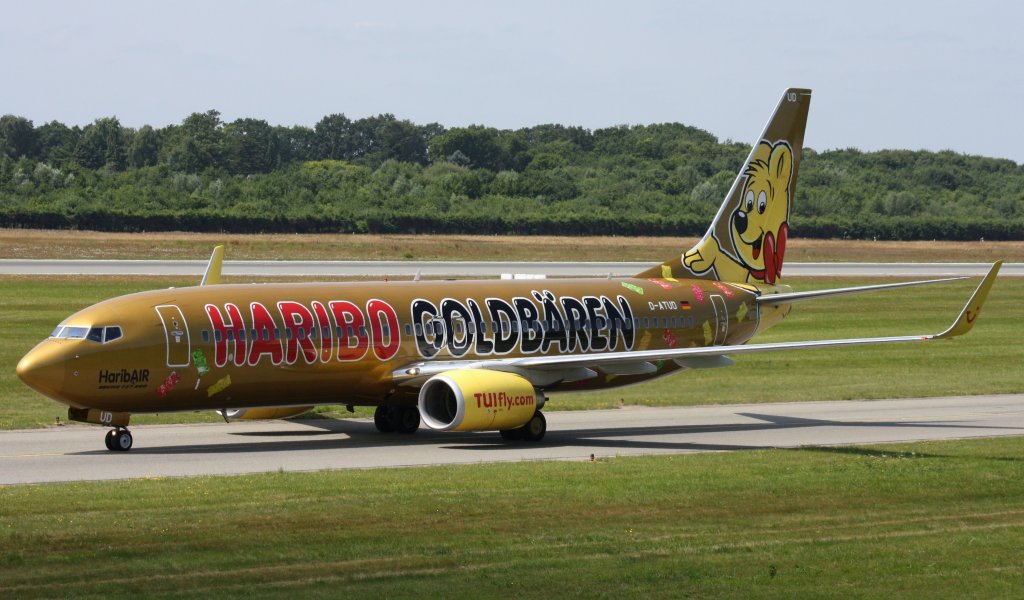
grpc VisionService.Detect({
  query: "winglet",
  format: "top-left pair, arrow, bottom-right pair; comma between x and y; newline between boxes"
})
933,261 -> 1001,339
200,245 -> 225,286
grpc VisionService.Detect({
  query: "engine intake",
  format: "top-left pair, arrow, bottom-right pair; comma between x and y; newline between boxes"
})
418,370 -> 541,432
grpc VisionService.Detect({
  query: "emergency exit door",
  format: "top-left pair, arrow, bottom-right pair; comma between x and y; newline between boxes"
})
155,304 -> 191,367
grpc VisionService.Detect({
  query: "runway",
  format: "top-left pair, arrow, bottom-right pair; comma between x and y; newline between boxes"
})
2,394 -> 1022,485
0,259 -> 1019,277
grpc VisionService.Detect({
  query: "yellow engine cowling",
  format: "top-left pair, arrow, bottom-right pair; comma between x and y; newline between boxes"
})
218,406 -> 314,420
418,370 -> 540,432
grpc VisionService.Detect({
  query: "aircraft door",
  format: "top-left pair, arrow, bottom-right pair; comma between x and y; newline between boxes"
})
710,295 -> 728,346
155,305 -> 191,367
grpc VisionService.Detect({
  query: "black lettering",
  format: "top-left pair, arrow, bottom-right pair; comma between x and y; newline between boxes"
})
441,298 -> 474,358
411,299 -> 440,358
486,298 -> 518,355
468,299 -> 494,355
584,296 -> 608,351
513,297 -> 542,354
560,296 -> 589,353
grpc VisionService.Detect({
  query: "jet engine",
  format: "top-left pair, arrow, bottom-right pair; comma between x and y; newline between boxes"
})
218,406 -> 314,420
418,370 -> 542,432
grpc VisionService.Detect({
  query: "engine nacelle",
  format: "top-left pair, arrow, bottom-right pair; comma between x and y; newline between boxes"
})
218,406 -> 314,420
418,370 -> 541,432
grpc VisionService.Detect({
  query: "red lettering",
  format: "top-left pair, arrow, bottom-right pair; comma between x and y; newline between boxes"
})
329,301 -> 367,362
367,299 -> 400,361
311,301 -> 333,364
278,301 -> 317,365
205,304 -> 230,368
247,302 -> 283,366
224,303 -> 247,366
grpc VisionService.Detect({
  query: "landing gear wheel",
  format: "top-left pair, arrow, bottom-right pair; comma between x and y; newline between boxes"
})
521,411 -> 546,442
374,406 -> 395,433
394,407 -> 421,434
106,428 -> 133,451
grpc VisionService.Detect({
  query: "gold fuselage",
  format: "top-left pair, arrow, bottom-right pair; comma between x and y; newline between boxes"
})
18,276 -> 787,415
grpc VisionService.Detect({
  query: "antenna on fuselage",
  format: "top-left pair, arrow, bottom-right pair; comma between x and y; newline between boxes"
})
201,245 -> 225,286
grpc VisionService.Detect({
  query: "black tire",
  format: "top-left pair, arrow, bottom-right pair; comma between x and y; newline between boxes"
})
374,406 -> 395,433
114,430 -> 133,451
395,407 -> 421,434
520,411 -> 546,442
104,429 -> 117,451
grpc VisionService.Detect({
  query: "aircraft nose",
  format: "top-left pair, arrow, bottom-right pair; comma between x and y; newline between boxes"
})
16,343 -> 69,400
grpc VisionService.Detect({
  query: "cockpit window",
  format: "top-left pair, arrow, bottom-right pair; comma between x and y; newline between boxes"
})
59,326 -> 89,339
49,325 -> 123,343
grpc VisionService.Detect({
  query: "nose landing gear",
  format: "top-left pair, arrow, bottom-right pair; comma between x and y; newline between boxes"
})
104,428 -> 133,451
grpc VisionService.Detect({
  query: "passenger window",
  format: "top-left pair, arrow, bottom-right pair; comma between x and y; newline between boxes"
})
202,330 -> 210,343
405,324 -> 412,336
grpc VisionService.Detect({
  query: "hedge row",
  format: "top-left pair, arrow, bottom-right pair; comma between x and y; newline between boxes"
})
3,208 -> 1022,240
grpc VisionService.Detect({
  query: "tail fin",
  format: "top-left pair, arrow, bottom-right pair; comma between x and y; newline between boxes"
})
639,88 -> 811,284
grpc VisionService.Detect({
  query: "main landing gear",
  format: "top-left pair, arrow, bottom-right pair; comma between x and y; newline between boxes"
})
499,410 -> 547,442
104,427 -> 133,451
374,406 -> 421,434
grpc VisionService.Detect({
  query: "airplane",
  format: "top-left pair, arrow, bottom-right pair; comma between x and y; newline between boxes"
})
16,88 -> 1001,451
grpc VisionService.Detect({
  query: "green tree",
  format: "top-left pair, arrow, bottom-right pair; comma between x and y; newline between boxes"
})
36,121 -> 79,165
162,110 -> 224,173
0,115 -> 39,159
75,117 -> 127,170
128,125 -> 161,168
314,113 -> 354,160
223,118 -> 279,174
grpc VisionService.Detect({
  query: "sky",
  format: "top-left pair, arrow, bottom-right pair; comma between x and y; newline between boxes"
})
2,0 -> 1022,163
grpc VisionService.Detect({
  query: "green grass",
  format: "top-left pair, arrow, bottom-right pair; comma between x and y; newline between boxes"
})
2,275 -> 1021,428
2,437 -> 1023,598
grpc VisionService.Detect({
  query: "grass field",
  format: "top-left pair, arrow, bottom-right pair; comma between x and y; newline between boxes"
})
2,228 -> 1023,262
2,437 -> 1023,598
2,274 -> 1021,429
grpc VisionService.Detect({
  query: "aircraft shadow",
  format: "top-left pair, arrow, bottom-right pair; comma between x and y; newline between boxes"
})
70,411 -> 1024,457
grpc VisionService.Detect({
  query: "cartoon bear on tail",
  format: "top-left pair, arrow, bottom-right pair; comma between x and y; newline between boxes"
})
683,140 -> 793,284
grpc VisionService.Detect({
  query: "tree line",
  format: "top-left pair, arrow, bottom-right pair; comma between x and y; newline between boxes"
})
1,111 -> 1022,239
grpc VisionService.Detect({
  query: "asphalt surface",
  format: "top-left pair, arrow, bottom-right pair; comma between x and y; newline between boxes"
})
0,259 -> 1019,277
2,394 -> 1022,485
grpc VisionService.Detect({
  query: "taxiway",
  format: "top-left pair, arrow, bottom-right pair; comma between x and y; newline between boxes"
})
1,394 -> 1021,485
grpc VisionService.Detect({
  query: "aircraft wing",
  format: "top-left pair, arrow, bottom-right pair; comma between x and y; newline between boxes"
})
392,262 -> 1000,386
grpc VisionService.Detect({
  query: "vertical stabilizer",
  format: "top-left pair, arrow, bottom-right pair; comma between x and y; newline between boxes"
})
639,88 -> 811,284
